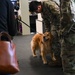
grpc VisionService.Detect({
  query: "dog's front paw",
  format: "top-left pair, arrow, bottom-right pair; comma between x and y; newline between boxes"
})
33,54 -> 37,57
43,61 -> 47,65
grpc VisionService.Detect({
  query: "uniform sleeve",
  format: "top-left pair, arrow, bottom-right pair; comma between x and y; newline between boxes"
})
41,1 -> 60,32
41,1 -> 53,32
46,1 -> 60,15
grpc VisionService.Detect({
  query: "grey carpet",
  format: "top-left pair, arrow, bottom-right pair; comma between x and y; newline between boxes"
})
13,34 -> 64,75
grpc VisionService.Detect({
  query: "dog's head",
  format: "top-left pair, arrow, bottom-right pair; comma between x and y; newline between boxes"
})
43,32 -> 53,42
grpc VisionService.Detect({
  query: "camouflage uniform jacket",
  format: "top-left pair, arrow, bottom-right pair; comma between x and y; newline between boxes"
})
41,0 -> 60,32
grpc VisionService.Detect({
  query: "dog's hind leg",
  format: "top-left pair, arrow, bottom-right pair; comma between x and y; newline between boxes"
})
31,41 -> 37,57
31,46 -> 37,57
31,43 -> 37,57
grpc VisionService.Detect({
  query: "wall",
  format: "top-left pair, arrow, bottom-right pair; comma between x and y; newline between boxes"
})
20,0 -> 30,35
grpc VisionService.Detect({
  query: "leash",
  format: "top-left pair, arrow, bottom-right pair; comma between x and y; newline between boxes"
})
18,18 -> 41,34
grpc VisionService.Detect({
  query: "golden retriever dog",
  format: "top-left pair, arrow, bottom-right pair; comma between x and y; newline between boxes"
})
31,32 -> 56,64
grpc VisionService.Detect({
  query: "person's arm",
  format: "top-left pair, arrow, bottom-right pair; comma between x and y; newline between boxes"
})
42,1 -> 60,30
0,0 -> 8,32
41,1 -> 52,32
7,0 -> 17,36
43,18 -> 51,32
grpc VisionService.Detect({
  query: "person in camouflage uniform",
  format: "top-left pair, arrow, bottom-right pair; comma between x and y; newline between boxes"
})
60,0 -> 75,74
29,0 -> 62,66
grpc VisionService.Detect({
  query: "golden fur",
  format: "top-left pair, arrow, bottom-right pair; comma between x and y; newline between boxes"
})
31,32 -> 56,64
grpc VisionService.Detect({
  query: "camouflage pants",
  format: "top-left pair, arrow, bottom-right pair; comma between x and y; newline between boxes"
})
51,25 -> 61,62
51,31 -> 61,57
61,33 -> 75,75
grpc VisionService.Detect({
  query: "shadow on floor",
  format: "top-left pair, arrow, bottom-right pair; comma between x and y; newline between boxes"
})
29,55 -> 63,75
